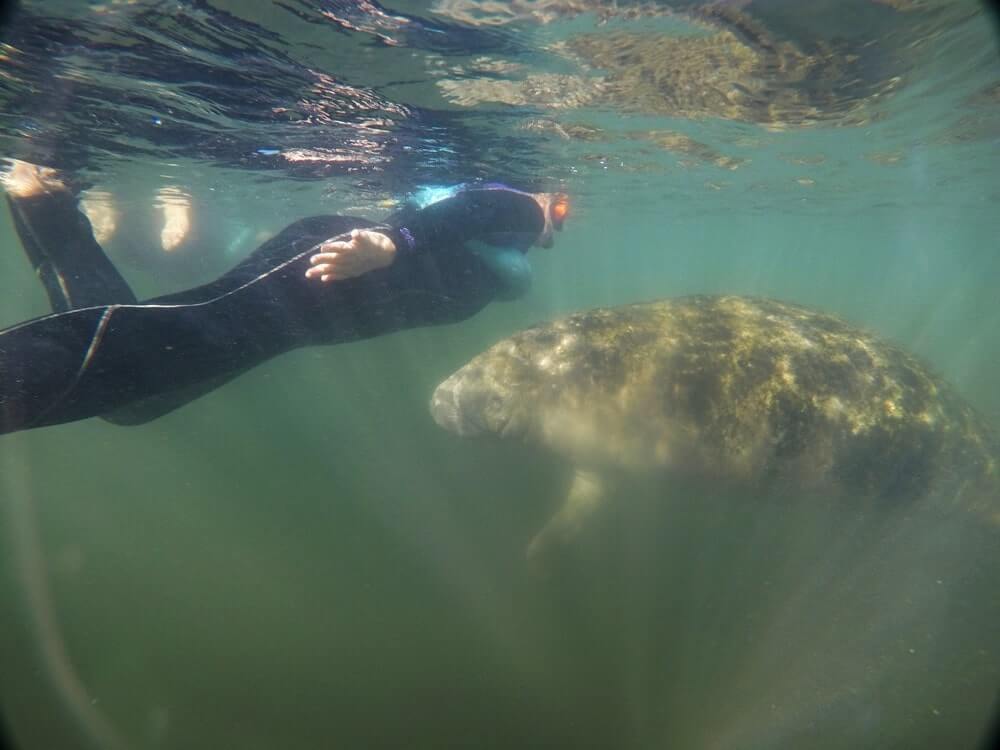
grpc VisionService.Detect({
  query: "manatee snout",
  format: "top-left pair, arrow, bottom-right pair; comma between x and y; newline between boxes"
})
430,366 -> 521,438
430,369 -> 491,437
430,373 -> 477,436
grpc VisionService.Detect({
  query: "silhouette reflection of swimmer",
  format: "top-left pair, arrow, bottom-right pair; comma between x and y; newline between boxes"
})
0,161 -> 568,435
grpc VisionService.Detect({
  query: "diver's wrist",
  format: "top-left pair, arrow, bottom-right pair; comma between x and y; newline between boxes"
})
382,225 -> 416,258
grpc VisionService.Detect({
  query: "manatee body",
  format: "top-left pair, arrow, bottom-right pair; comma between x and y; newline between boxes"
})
430,296 -> 999,558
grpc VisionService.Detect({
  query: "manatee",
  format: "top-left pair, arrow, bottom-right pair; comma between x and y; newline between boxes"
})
430,296 -> 1000,560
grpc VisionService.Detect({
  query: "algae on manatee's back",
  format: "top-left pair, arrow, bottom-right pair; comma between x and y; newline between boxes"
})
432,296 -> 999,556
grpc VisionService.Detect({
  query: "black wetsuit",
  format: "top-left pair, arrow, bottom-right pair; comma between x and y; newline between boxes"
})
0,184 -> 546,435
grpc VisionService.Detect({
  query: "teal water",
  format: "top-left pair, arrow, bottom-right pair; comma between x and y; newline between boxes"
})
2,3 -> 1000,749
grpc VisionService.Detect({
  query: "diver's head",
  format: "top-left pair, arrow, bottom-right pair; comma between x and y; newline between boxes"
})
533,192 -> 569,248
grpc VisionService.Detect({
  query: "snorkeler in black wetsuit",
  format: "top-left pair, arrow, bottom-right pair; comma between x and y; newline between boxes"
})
0,162 -> 569,435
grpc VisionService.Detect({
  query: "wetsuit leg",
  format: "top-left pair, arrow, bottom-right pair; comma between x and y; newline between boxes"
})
0,216 -> 372,435
7,190 -> 142,425
104,215 -> 374,425
5,193 -> 137,310
3,191 -> 366,430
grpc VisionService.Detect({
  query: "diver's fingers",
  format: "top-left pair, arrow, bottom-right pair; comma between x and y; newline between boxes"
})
307,254 -> 368,282
312,236 -> 356,255
307,230 -> 392,282
305,261 -> 338,281
307,268 -> 340,283
315,233 -> 359,250
309,251 -> 365,272
308,266 -> 356,283
309,251 -> 341,266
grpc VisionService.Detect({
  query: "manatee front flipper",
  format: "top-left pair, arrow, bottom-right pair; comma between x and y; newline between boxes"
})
526,468 -> 608,563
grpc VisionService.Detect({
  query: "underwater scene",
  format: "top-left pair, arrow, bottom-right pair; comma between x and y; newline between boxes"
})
0,1 -> 998,748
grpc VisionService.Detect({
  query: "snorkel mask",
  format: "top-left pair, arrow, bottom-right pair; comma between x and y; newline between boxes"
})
549,193 -> 569,231
535,191 -> 569,248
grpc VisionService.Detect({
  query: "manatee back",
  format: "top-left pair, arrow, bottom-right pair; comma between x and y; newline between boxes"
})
534,296 -> 999,513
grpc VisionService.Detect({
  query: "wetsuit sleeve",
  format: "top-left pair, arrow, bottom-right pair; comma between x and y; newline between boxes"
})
383,188 -> 546,261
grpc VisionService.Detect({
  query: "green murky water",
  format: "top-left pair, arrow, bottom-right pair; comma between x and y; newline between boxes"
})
1,2 -> 999,748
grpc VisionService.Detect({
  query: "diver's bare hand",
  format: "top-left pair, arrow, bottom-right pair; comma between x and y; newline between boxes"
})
305,229 -> 397,283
